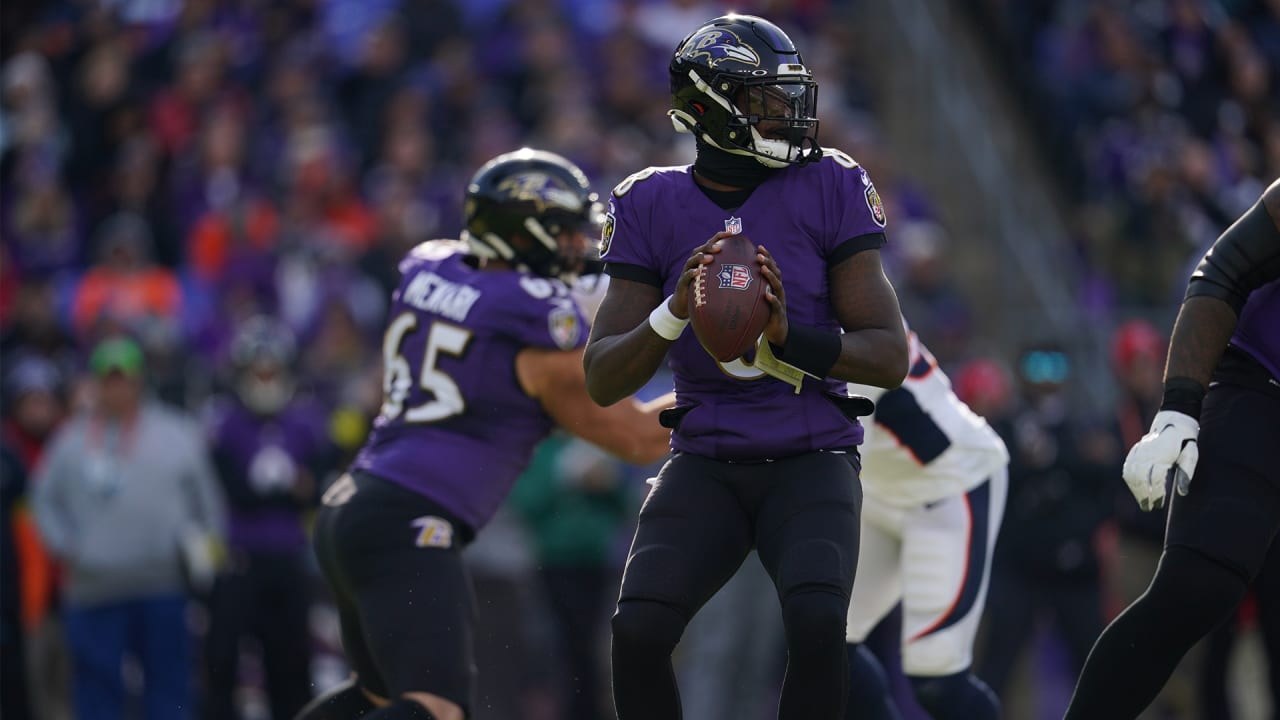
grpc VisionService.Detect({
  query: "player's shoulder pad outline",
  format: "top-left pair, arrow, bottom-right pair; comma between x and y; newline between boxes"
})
611,164 -> 689,198
820,146 -> 861,171
821,147 -> 886,228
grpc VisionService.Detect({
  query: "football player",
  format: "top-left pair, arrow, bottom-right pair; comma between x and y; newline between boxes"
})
296,149 -> 673,720
583,14 -> 909,719
844,321 -> 1007,720
1065,180 -> 1280,719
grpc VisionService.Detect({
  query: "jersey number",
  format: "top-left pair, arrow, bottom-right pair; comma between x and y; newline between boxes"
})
380,313 -> 473,423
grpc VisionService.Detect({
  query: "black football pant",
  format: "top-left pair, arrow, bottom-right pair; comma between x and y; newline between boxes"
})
311,472 -> 478,717
1199,539 -> 1280,720
611,449 -> 861,720
204,549 -> 313,720
1065,349 -> 1280,720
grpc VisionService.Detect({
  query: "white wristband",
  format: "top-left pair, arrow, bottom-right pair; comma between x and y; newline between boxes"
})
648,296 -> 689,341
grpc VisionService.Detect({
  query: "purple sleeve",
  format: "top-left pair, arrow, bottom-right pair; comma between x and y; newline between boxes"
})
821,152 -> 889,255
495,277 -> 590,352
598,189 -> 656,272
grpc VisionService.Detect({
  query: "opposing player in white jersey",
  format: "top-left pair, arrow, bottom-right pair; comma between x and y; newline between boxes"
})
844,322 -> 1008,720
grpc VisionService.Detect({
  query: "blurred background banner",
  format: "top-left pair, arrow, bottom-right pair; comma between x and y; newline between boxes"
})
0,0 -> 1276,718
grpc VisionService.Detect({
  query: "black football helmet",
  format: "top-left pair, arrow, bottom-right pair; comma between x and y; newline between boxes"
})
462,148 -> 601,281
229,315 -> 297,416
669,14 -> 820,167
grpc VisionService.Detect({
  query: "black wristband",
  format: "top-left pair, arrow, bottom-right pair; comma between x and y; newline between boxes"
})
769,325 -> 842,379
1160,376 -> 1206,420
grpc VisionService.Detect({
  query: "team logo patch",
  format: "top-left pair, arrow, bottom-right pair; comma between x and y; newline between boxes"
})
718,264 -> 752,290
864,184 -> 887,228
599,212 -> 616,257
724,216 -> 742,234
681,28 -> 761,68
548,306 -> 581,349
412,515 -> 454,548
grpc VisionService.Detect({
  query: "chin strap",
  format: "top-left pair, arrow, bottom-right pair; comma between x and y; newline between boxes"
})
795,136 -> 823,165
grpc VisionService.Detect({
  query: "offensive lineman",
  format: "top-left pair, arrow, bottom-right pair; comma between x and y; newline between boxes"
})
296,149 -> 672,720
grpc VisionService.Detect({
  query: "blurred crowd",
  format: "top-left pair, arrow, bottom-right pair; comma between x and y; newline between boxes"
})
971,0 -> 1280,307
0,0 -> 1275,719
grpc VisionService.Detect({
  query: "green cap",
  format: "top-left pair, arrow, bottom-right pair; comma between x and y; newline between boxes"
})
90,337 -> 144,377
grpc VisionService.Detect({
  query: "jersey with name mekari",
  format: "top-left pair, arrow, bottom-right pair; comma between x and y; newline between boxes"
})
848,325 -> 1008,508
601,149 -> 888,461
353,240 -> 588,531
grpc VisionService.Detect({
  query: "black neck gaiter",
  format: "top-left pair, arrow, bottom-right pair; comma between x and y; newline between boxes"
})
693,139 -> 780,190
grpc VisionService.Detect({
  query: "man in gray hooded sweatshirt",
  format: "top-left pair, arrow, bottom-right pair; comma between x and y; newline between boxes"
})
32,336 -> 226,720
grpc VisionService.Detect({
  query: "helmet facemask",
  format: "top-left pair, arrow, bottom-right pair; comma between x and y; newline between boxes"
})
510,204 -> 602,282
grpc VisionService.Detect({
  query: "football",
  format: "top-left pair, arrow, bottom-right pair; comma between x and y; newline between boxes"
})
689,233 -> 771,362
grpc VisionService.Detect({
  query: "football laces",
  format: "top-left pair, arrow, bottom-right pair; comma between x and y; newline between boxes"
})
693,265 -> 708,307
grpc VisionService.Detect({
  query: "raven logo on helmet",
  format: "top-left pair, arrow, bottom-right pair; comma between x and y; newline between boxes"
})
681,29 -> 761,68
496,173 -> 586,214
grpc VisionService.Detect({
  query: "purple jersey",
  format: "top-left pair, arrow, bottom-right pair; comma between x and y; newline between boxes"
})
354,240 -> 588,531
1231,277 -> 1280,380
208,397 -> 331,552
600,150 -> 887,461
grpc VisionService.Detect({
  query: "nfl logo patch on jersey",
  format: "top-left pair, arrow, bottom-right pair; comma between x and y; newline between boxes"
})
724,216 -> 743,235
718,264 -> 752,290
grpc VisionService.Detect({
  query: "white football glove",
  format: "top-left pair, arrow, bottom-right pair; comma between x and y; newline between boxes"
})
1122,410 -> 1200,511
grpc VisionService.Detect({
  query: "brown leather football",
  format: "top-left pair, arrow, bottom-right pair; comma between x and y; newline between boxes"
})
689,233 -> 771,362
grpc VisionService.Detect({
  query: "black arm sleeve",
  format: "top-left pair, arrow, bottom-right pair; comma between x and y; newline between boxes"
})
1186,200 -> 1280,314
604,262 -> 662,287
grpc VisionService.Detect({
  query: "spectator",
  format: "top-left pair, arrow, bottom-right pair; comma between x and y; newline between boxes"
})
975,344 -> 1111,717
1,355 -> 71,720
1,443 -> 32,720
891,221 -> 974,368
31,336 -> 226,720
70,212 -> 184,344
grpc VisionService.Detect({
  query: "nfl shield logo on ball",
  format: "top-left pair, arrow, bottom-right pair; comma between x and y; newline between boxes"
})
718,264 -> 752,290
724,216 -> 742,234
